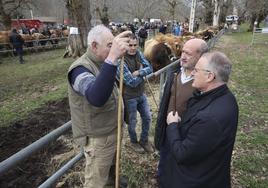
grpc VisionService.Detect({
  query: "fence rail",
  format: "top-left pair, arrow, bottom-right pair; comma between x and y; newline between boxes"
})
0,29 -> 224,187
0,37 -> 67,54
38,151 -> 84,188
0,121 -> 72,176
251,27 -> 268,45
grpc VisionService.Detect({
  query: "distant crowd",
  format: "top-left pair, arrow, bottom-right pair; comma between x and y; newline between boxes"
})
108,20 -> 200,49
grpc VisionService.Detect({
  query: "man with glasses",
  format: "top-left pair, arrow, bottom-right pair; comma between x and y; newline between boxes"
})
117,34 -> 154,153
162,51 -> 238,188
155,38 -> 208,180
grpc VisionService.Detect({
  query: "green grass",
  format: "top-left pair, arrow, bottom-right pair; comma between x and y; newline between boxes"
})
0,49 -> 73,127
214,28 -> 268,187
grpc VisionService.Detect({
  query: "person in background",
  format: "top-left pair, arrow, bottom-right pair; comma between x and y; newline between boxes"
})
21,23 -> 31,35
67,25 -> 131,188
138,25 -> 148,49
159,24 -> 167,34
117,34 -> 154,153
161,51 -> 238,188
9,28 -> 25,64
154,38 -> 208,182
173,24 -> 180,36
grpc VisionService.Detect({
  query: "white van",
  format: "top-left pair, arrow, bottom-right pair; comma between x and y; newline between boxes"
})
226,15 -> 239,22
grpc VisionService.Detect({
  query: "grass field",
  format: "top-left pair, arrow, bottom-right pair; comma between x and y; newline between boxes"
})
0,49 -> 73,127
216,32 -> 268,188
0,29 -> 267,187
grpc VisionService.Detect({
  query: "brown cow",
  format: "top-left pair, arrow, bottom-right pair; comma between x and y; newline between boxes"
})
62,29 -> 69,37
144,33 -> 184,71
144,26 -> 220,71
0,31 -> 11,44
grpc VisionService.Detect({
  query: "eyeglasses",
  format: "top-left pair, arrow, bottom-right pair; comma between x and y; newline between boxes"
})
193,67 -> 216,79
193,67 -> 212,73
129,44 -> 137,47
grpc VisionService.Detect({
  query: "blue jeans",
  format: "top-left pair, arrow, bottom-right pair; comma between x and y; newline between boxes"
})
126,94 -> 151,143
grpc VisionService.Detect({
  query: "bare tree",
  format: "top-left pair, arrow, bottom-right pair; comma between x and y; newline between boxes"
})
212,0 -> 223,26
165,0 -> 181,21
122,0 -> 162,21
0,0 -> 33,29
245,0 -> 268,30
95,4 -> 109,26
219,0 -> 233,23
201,0 -> 214,25
199,0 -> 232,26
65,0 -> 91,47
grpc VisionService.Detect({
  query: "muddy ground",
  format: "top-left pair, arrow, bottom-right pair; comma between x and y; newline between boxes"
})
0,98 -> 84,188
0,97 -> 158,188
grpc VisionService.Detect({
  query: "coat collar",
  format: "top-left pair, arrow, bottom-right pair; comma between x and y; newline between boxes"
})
182,84 -> 229,123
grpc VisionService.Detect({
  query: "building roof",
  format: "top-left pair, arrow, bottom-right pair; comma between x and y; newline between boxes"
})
34,17 -> 59,23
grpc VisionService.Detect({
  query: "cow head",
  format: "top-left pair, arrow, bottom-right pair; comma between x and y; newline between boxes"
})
144,34 -> 184,72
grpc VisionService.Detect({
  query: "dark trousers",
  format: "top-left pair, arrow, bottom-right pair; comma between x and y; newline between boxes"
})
139,38 -> 146,49
158,137 -> 169,178
15,47 -> 24,63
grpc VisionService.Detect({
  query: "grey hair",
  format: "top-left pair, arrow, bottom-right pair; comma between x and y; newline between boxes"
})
87,24 -> 112,47
204,51 -> 232,83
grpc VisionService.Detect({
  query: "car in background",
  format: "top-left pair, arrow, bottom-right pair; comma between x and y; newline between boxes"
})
225,15 -> 239,31
226,15 -> 239,22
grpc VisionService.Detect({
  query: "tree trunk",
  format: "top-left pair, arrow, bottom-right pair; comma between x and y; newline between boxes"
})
0,0 -> 12,30
219,0 -> 232,24
65,0 -> 92,58
203,0 -> 213,25
213,0 -> 221,26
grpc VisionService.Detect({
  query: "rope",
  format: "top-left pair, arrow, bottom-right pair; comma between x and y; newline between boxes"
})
145,77 -> 159,111
116,56 -> 125,188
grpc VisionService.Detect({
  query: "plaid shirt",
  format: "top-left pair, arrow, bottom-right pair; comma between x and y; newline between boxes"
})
116,50 -> 152,87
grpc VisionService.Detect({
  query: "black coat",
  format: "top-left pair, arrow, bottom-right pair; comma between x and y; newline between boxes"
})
154,64 -> 180,150
9,31 -> 24,48
160,84 -> 239,188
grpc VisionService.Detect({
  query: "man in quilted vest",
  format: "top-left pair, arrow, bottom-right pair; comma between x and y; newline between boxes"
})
67,25 -> 131,188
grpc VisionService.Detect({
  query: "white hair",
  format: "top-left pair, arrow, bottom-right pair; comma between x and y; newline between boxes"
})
87,24 -> 112,47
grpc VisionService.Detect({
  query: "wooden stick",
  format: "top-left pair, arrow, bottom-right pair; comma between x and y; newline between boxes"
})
116,56 -> 125,188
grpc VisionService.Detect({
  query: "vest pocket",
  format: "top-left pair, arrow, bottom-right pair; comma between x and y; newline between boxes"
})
90,97 -> 116,113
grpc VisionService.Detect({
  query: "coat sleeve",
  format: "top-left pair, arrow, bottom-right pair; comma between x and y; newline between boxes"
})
166,115 -> 222,164
154,70 -> 175,150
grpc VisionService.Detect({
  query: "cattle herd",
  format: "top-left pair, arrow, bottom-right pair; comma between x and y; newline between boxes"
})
0,29 -> 69,52
144,26 -> 221,71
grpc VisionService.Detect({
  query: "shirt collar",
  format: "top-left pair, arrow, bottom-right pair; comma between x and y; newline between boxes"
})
180,67 -> 193,84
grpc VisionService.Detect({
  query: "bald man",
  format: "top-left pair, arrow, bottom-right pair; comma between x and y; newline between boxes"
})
154,38 -> 209,180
